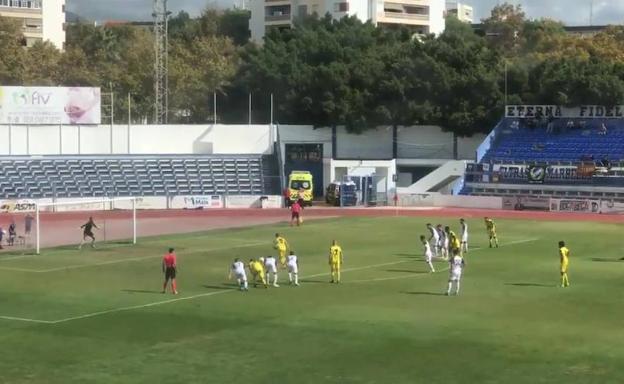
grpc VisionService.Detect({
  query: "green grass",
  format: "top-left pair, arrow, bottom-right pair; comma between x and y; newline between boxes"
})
1,216 -> 624,384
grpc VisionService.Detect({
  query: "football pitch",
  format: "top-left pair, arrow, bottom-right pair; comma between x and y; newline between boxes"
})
1,215 -> 623,384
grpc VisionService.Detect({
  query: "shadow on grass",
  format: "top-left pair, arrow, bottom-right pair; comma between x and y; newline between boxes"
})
592,258 -> 624,263
122,289 -> 164,294
394,253 -> 418,258
299,279 -> 330,284
504,283 -> 554,288
402,291 -> 446,296
202,284 -> 239,290
386,269 -> 426,274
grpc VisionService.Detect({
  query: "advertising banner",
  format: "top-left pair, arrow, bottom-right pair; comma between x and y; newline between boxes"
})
506,105 -> 624,119
550,199 -> 600,213
527,165 -> 547,184
0,199 -> 37,213
502,196 -> 550,211
0,86 -> 101,125
182,195 -> 223,209
600,200 -> 624,214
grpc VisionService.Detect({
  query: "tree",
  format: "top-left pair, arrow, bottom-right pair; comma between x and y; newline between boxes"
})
22,41 -> 61,86
168,36 -> 238,123
481,2 -> 526,54
425,17 -> 504,136
0,16 -> 26,84
218,9 -> 251,46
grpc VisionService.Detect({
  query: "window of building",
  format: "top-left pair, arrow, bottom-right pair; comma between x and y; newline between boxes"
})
297,4 -> 307,19
334,2 -> 349,12
0,0 -> 9,7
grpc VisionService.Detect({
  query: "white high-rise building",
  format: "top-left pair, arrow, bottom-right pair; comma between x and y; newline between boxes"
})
0,0 -> 65,49
250,0 -> 446,43
445,1 -> 473,23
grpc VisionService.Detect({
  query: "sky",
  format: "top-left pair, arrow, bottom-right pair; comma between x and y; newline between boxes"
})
67,0 -> 624,26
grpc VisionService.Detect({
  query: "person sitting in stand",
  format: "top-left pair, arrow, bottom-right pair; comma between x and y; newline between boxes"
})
598,122 -> 608,135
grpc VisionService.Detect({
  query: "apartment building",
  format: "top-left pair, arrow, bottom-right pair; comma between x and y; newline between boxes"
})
0,0 -> 65,49
446,1 -> 473,23
250,0 -> 446,43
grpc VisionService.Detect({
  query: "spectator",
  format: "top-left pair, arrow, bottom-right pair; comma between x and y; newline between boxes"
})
282,187 -> 291,208
24,213 -> 33,237
599,122 -> 608,135
0,226 -> 4,249
546,120 -> 554,133
8,222 -> 16,246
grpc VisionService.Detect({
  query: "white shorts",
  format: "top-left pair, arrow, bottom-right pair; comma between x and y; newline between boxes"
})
287,263 -> 298,274
449,271 -> 462,282
424,253 -> 433,263
443,239 -> 449,250
265,264 -> 277,274
461,235 -> 468,243
235,272 -> 247,282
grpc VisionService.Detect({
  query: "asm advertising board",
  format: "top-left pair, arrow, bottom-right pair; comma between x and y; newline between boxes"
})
0,199 -> 37,213
169,196 -> 224,209
0,86 -> 101,125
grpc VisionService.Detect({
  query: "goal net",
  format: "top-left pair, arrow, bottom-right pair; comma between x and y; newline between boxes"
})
2,197 -> 138,254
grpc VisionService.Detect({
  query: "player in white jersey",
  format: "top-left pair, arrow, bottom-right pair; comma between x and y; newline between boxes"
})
446,254 -> 465,296
420,235 -> 435,273
436,224 -> 449,259
460,218 -> 469,255
426,223 -> 439,257
286,251 -> 299,286
229,258 -> 248,291
264,255 -> 279,287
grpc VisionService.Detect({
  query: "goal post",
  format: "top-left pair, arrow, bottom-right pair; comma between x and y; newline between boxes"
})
34,197 -> 137,254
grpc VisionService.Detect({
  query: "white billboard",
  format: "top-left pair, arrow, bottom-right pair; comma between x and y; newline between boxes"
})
0,86 -> 101,125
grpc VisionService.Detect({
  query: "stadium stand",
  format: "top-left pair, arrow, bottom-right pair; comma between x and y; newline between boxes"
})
483,118 -> 623,163
462,117 -> 624,201
0,154 -> 280,199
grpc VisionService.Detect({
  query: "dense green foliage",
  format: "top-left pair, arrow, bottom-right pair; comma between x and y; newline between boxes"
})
1,216 -> 624,383
1,2 -> 624,133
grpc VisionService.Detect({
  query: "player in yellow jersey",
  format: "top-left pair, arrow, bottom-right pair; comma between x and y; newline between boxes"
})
559,241 -> 570,288
248,258 -> 268,288
329,240 -> 343,284
445,226 -> 461,257
484,217 -> 499,248
274,233 -> 289,267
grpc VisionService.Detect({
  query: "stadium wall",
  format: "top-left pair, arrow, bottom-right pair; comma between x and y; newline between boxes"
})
0,124 -> 484,160
0,124 -> 274,155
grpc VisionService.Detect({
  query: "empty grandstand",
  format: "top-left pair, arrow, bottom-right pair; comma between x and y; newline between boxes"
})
0,155 -> 280,199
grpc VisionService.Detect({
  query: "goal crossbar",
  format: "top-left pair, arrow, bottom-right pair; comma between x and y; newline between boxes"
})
35,197 -> 137,254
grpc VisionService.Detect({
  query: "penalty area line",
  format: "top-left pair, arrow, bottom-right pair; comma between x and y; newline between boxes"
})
0,240 -> 270,273
0,238 -> 541,324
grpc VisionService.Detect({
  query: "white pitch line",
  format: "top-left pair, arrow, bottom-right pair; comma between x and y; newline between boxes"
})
0,315 -> 55,324
0,241 -> 269,273
50,290 -> 233,324
0,238 -> 541,324
348,267 -> 450,284
0,235 -> 268,262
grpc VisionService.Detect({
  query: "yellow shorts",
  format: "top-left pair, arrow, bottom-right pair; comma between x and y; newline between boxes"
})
561,265 -> 568,274
330,262 -> 341,271
488,230 -> 497,237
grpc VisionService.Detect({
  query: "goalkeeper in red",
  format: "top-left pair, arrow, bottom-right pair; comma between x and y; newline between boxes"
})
78,216 -> 99,249
162,248 -> 179,295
